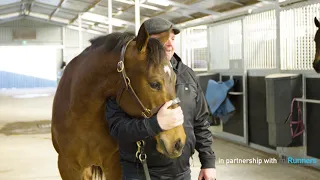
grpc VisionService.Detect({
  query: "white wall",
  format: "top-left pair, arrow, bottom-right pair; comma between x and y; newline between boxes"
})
0,18 -> 102,70
63,27 -> 101,64
0,18 -> 102,88
0,19 -> 62,45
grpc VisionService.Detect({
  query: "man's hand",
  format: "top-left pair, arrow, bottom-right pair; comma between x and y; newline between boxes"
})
157,100 -> 184,130
198,168 -> 216,180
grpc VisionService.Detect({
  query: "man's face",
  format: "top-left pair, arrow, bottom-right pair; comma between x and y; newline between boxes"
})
151,30 -> 175,61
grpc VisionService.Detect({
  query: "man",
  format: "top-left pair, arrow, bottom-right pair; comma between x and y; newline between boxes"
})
106,17 -> 216,180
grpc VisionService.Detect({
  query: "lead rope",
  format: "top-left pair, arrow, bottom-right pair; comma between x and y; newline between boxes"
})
136,140 -> 151,180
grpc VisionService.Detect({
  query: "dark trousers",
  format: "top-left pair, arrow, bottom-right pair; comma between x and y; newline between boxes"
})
121,160 -> 192,180
122,170 -> 191,180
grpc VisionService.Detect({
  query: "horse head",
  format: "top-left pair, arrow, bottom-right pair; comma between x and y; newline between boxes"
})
116,23 -> 186,158
313,17 -> 320,73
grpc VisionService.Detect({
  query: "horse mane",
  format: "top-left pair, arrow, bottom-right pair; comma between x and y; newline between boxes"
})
89,32 -> 167,68
89,32 -> 135,52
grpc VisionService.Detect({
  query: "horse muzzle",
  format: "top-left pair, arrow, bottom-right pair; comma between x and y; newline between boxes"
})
313,60 -> 320,73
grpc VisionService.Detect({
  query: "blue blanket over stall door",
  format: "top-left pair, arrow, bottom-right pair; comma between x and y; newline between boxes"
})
205,79 -> 236,123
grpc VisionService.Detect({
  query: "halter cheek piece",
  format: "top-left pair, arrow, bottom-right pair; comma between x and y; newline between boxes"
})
115,38 -> 156,180
116,38 -> 162,118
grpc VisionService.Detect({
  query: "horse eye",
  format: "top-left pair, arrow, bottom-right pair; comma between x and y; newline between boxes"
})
149,82 -> 161,90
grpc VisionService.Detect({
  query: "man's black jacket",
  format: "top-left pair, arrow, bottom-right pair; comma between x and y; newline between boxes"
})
105,53 -> 215,179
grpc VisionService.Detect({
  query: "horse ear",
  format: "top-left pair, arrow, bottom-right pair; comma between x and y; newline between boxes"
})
156,29 -> 171,46
136,23 -> 150,53
315,17 -> 320,28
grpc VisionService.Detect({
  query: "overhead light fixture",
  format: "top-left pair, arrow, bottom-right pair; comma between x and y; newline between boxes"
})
91,25 -> 107,32
106,20 -> 123,27
115,0 -> 164,10
78,21 -> 95,26
116,10 -> 123,15
97,24 -> 108,29
67,25 -> 85,31
147,0 -> 169,6
81,12 -> 106,23
67,25 -> 103,35
86,29 -> 104,35
140,4 -> 163,11
114,0 -> 134,5
80,12 -> 131,27
51,17 -> 69,24
29,12 -> 49,19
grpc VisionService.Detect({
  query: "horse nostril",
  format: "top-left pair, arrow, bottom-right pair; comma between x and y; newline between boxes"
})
314,61 -> 320,73
174,139 -> 182,151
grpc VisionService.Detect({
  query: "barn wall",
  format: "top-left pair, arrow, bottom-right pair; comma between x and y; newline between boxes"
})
0,18 -> 99,88
63,27 -> 101,64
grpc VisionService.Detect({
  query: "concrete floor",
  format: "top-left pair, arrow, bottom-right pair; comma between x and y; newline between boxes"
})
1,88 -> 320,180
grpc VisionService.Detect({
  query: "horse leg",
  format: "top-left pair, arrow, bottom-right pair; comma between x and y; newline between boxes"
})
81,167 -> 93,180
58,156 -> 83,180
82,166 -> 105,180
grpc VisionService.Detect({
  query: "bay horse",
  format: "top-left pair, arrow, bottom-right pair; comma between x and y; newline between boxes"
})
313,17 -> 320,73
51,23 -> 186,180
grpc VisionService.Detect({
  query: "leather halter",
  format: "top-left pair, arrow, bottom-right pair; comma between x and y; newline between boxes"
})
285,98 -> 305,138
116,38 -> 162,118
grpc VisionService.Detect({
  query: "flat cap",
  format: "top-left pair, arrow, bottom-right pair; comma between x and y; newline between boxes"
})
143,17 -> 180,35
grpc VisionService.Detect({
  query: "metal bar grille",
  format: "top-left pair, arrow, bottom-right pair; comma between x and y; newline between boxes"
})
244,10 -> 277,69
208,23 -> 229,70
229,20 -> 242,61
180,26 -> 208,71
208,20 -> 242,70
280,3 -> 320,70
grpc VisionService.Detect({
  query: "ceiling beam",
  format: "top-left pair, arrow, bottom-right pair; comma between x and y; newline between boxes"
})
115,0 -> 163,11
0,1 -> 22,10
20,1 -> 24,15
167,0 -> 221,16
258,0 -> 279,3
111,0 -> 218,28
35,2 -> 79,14
25,16 -> 67,26
227,0 -> 244,6
175,0 -> 277,28
153,6 -> 194,18
24,0 -> 34,16
49,0 -> 65,20
67,0 -> 137,28
69,0 -> 102,24
151,0 -> 221,21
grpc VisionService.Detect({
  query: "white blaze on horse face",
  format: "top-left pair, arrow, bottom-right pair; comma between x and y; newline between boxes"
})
163,65 -> 171,77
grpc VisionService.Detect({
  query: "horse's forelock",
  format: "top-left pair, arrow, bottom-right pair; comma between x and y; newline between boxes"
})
89,33 -> 166,71
146,38 -> 167,69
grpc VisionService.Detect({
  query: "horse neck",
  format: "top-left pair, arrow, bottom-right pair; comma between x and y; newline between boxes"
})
70,51 -> 121,114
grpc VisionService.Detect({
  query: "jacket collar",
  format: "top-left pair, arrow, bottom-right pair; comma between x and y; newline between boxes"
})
170,53 -> 181,71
